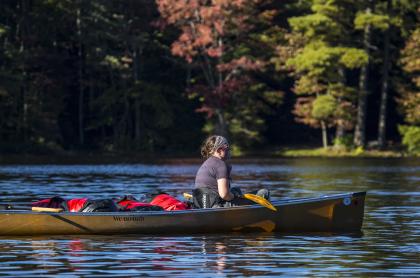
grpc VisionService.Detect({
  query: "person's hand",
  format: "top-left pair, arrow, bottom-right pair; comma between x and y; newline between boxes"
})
230,187 -> 242,198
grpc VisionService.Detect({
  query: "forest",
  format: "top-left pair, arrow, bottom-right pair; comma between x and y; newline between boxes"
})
0,0 -> 419,156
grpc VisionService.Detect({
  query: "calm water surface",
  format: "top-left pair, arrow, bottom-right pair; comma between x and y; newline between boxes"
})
0,158 -> 419,277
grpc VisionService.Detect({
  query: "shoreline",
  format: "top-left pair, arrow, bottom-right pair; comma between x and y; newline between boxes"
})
0,147 -> 417,165
275,147 -> 415,158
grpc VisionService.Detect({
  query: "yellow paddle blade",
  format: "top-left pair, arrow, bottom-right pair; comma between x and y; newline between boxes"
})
183,192 -> 193,200
243,193 -> 277,212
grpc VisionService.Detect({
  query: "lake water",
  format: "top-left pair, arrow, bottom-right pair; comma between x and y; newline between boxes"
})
0,158 -> 419,277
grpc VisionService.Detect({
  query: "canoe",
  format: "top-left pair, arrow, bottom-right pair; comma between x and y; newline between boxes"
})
0,192 -> 366,236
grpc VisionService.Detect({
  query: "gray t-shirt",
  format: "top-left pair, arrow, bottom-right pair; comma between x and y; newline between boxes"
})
195,156 -> 231,192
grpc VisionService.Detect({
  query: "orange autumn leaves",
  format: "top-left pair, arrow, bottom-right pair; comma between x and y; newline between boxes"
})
156,0 -> 257,63
156,0 -> 266,120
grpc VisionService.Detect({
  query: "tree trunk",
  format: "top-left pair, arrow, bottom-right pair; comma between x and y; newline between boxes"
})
20,85 -> 27,142
215,109 -> 228,137
213,38 -> 228,137
354,5 -> 373,147
133,47 -> 142,143
17,0 -> 28,143
335,122 -> 345,147
321,120 -> 328,148
378,0 -> 391,149
334,67 -> 346,148
186,64 -> 192,89
134,98 -> 141,141
76,2 -> 84,146
114,91 -> 130,150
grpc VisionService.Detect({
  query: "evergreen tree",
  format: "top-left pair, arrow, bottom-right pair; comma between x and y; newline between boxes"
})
398,23 -> 420,153
284,0 -> 367,148
376,0 -> 418,148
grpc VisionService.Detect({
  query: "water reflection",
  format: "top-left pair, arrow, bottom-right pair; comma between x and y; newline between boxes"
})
0,158 -> 419,276
0,230 -> 417,276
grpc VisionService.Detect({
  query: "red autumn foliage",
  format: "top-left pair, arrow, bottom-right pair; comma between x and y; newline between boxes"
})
156,0 -> 264,117
293,97 -> 321,128
217,57 -> 264,73
191,76 -> 251,117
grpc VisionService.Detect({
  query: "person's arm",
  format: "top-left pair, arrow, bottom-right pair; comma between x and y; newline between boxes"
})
217,178 -> 235,201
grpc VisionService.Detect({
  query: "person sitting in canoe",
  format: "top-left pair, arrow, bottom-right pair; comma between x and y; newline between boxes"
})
193,135 -> 269,208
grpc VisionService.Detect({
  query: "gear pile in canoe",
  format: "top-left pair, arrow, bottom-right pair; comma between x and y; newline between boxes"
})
30,193 -> 190,213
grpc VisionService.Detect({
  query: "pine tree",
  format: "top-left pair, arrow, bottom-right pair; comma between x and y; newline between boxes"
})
284,0 -> 368,148
352,0 -> 394,147
398,23 -> 420,153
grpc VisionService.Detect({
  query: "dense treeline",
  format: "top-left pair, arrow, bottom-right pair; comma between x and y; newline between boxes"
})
0,0 -> 418,155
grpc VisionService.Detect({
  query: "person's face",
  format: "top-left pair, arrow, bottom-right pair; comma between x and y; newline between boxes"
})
216,146 -> 230,160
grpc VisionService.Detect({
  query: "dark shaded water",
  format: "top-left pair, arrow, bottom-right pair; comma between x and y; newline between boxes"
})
0,158 -> 419,277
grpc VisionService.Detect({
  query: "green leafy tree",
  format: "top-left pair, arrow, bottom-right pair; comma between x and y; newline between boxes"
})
376,0 -> 419,148
283,0 -> 367,148
0,0 -> 70,150
0,0 -> 197,153
398,24 -> 420,154
353,0 -> 392,147
80,1 -> 186,151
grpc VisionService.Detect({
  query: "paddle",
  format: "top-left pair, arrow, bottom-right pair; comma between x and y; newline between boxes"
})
242,193 -> 277,211
183,192 -> 277,211
0,204 -> 63,212
32,207 -> 63,212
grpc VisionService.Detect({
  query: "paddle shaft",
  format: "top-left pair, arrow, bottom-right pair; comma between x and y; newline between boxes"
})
0,204 -> 63,212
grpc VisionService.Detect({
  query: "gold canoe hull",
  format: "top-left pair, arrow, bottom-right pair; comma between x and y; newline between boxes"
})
0,192 -> 365,236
